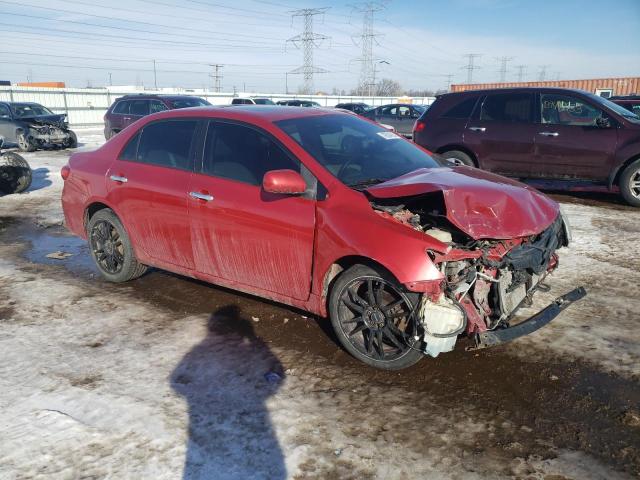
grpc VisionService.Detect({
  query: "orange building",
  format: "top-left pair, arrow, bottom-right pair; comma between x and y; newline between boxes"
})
16,82 -> 66,88
451,77 -> 640,98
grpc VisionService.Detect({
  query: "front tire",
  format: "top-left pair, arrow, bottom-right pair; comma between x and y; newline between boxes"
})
441,149 -> 475,167
329,264 -> 423,370
87,209 -> 148,282
620,159 -> 640,207
17,133 -> 37,152
65,130 -> 78,149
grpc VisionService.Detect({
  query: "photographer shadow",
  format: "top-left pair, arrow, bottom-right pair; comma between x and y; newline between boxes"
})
171,305 -> 286,480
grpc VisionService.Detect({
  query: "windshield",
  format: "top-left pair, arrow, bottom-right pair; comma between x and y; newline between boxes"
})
276,114 -> 440,188
169,98 -> 211,109
586,92 -> 640,123
253,98 -> 275,105
11,103 -> 54,117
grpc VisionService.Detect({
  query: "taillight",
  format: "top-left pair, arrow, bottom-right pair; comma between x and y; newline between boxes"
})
61,165 -> 70,180
413,120 -> 426,133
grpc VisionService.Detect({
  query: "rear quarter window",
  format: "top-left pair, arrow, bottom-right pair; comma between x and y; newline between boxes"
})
440,96 -> 478,119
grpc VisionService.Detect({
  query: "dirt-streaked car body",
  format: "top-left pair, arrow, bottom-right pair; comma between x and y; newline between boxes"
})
61,106 -> 583,370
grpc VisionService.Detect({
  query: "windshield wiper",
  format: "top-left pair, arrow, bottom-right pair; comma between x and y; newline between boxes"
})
348,178 -> 388,189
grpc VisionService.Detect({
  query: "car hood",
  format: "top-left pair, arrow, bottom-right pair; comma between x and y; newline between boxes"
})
20,114 -> 67,128
365,167 -> 559,240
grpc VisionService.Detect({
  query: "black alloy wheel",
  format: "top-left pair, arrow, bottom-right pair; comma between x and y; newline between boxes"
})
90,219 -> 125,275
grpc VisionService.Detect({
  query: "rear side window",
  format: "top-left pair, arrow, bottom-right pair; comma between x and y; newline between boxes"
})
202,122 -> 300,186
135,120 -> 198,170
440,96 -> 478,119
119,132 -> 139,161
480,93 -> 533,123
112,101 -> 129,114
129,100 -> 149,116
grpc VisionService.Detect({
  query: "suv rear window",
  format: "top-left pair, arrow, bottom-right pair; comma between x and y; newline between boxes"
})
440,96 -> 478,119
480,93 -> 533,123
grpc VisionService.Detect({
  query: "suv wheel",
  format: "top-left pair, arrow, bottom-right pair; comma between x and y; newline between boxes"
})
17,133 -> 37,152
441,150 -> 475,167
0,152 -> 32,194
87,209 -> 148,282
620,159 -> 640,207
329,264 -> 424,370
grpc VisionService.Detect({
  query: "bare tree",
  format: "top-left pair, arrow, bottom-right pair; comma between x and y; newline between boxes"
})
375,78 -> 402,96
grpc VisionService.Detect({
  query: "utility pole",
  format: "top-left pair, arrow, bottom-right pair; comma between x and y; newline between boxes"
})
152,60 -> 157,89
371,60 -> 390,95
286,8 -> 330,95
538,65 -> 550,81
352,2 -> 386,96
514,65 -> 526,83
444,73 -> 454,91
496,56 -> 513,83
108,72 -> 112,86
209,64 -> 224,92
462,54 -> 481,84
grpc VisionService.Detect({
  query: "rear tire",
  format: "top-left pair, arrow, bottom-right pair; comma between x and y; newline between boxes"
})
329,264 -> 423,370
620,159 -> 640,207
0,152 -> 32,194
441,149 -> 475,167
65,130 -> 78,149
87,209 -> 148,282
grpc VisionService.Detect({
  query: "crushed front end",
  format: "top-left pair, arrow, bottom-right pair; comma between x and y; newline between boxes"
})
372,193 -> 585,357
23,115 -> 76,148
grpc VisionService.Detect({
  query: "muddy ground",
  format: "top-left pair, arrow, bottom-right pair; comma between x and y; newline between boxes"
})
0,130 -> 638,480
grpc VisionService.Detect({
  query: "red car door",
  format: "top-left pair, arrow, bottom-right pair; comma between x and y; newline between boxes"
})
188,121 -> 316,301
106,119 -> 199,269
534,92 -> 618,180
464,92 -> 538,177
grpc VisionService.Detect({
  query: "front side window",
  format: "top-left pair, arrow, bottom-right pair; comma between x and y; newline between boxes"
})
253,98 -> 275,105
540,94 -> 603,126
380,105 -> 397,116
149,100 -> 169,113
135,120 -> 197,170
202,122 -> 300,186
0,104 -> 11,119
276,114 -> 440,188
480,93 -> 533,123
398,106 -> 411,117
129,100 -> 149,116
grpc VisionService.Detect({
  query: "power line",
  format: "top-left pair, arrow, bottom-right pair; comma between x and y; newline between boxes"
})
514,64 -> 526,82
286,8 -> 330,95
352,1 -> 386,96
462,53 -> 481,84
210,64 -> 224,92
496,56 -> 513,83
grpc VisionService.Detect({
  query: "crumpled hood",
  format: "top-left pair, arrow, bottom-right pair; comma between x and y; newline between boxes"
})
22,114 -> 67,128
366,167 -> 560,240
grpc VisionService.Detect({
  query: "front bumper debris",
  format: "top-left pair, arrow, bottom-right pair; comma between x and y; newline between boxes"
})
470,286 -> 587,350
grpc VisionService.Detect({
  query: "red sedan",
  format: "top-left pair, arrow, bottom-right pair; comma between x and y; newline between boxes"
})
61,106 -> 585,370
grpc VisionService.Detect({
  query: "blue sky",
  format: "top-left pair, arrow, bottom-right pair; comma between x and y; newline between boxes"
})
0,0 -> 638,92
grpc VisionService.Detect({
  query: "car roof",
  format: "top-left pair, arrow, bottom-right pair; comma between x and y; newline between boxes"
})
118,94 -> 204,100
146,105 -> 342,122
438,87 -> 596,97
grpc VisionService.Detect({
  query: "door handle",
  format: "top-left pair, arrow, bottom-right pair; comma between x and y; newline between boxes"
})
468,127 -> 486,132
538,131 -> 559,137
189,191 -> 214,202
109,175 -> 128,183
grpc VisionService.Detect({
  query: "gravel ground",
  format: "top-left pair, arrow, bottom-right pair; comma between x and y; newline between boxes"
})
0,129 -> 638,480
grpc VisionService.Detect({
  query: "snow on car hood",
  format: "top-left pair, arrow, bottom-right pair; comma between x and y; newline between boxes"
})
365,167 -> 560,240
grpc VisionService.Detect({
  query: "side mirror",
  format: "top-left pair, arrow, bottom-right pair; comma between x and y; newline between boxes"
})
262,169 -> 306,195
596,116 -> 611,128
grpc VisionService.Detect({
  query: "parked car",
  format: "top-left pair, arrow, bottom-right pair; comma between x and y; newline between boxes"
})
103,94 -> 211,140
61,106 -> 583,370
0,137 -> 32,194
335,102 -> 371,115
362,103 -> 427,137
0,101 -> 77,152
276,99 -> 321,107
231,98 -> 275,105
413,88 -> 640,206
609,95 -> 640,116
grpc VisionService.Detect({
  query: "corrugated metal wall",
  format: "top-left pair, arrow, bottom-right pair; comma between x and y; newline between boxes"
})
0,87 -> 435,127
451,77 -> 640,95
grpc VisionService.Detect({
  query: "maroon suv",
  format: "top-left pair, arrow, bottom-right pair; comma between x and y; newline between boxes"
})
103,94 -> 210,140
413,88 -> 640,206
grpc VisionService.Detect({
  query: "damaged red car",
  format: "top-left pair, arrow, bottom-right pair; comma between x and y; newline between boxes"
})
61,106 -> 585,370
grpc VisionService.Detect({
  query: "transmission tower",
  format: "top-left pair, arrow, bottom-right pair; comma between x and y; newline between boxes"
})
462,54 -> 481,84
209,64 -> 223,92
514,64 -> 526,82
352,2 -> 386,96
286,8 -> 330,95
444,73 -> 454,91
538,65 -> 550,81
496,56 -> 513,83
